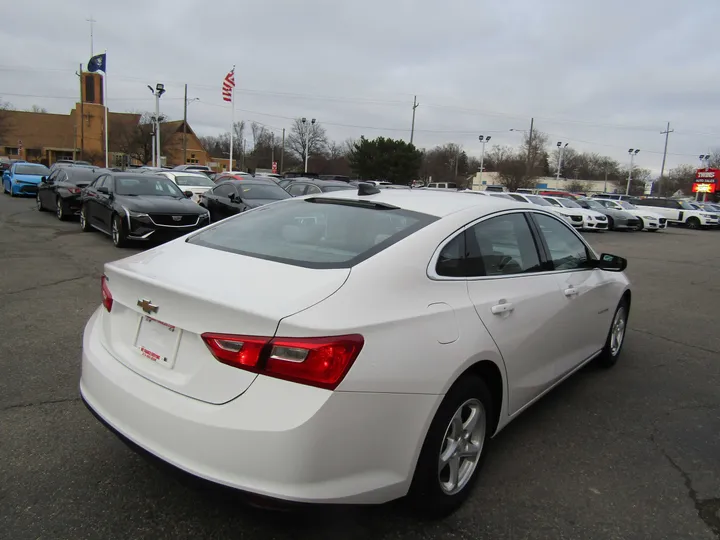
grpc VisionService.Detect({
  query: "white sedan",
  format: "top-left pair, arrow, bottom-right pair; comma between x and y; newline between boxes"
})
80,187 -> 631,515
542,196 -> 609,231
150,171 -> 216,203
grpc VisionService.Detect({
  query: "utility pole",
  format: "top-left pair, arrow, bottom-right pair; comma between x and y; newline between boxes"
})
182,84 -> 188,165
524,117 -> 534,181
280,128 -> 285,173
410,95 -> 419,145
658,122 -> 673,195
270,132 -> 275,168
77,63 -> 84,160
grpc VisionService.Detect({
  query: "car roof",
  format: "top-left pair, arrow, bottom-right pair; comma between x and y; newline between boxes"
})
305,186 -> 523,218
156,171 -> 209,178
223,178 -> 277,185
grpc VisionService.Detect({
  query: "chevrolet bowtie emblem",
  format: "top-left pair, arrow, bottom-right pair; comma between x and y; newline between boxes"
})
137,299 -> 158,314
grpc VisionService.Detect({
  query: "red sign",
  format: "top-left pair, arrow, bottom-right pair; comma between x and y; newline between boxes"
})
271,161 -> 278,174
695,168 -> 720,182
692,182 -> 717,193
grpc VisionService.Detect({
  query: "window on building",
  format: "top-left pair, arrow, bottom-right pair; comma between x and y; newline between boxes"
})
5,147 -> 19,156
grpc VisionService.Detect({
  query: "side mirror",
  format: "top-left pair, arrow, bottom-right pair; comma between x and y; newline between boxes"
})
184,190 -> 194,198
97,186 -> 109,195
230,193 -> 242,203
41,176 -> 48,182
593,253 -> 627,272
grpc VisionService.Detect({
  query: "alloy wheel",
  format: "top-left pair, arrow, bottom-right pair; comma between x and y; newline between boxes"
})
635,219 -> 644,231
610,307 -> 626,356
112,220 -> 119,245
56,198 -> 63,219
36,195 -> 42,210
437,398 -> 486,496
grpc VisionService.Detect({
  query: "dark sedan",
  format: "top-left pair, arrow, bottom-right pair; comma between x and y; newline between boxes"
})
79,172 -> 210,248
37,166 -> 106,220
284,178 -> 355,197
199,180 -> 291,222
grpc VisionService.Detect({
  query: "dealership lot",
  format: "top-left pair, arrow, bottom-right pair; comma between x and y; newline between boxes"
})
1,194 -> 719,540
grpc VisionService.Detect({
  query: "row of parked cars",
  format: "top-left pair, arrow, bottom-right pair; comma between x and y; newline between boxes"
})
8,160 -> 720,249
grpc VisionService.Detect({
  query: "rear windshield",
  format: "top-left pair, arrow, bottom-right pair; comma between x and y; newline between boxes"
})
188,199 -> 437,268
173,174 -> 215,187
526,195 -> 552,206
239,183 -> 292,200
66,169 -> 99,184
322,185 -> 355,192
16,164 -> 50,175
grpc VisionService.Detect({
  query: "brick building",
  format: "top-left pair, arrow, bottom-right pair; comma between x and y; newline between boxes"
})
0,72 -> 208,167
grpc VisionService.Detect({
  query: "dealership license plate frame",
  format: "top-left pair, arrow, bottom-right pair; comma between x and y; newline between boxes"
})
134,315 -> 182,369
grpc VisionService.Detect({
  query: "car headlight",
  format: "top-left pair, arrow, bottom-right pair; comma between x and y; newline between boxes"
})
643,215 -> 656,219
199,212 -> 210,220
128,210 -> 149,218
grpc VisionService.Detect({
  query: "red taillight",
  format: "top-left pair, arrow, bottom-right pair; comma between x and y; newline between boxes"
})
68,187 -> 82,194
201,333 -> 364,390
101,275 -> 113,312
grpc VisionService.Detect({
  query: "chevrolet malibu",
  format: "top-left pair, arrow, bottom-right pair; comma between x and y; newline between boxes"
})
80,185 -> 632,515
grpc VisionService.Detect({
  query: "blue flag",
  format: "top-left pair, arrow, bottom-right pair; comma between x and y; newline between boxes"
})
88,53 -> 107,73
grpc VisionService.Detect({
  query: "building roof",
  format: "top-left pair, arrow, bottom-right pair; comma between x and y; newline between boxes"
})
0,111 -> 75,150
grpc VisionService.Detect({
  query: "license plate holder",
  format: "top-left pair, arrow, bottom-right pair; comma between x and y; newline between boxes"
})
134,315 -> 181,369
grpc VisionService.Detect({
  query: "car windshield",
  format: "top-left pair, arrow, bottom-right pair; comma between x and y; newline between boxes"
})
617,201 -> 636,210
678,201 -> 696,210
16,164 -> 50,175
66,169 -> 99,184
173,175 -> 215,187
526,195 -> 552,206
188,199 -> 437,268
115,176 -> 185,197
238,183 -> 292,200
559,199 -> 582,208
582,199 -> 604,210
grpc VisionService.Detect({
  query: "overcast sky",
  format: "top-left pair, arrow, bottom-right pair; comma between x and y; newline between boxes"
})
1,0 -> 718,175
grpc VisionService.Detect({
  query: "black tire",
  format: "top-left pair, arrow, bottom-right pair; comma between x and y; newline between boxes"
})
596,298 -> 629,368
56,197 -> 68,221
686,217 -> 701,230
635,219 -> 644,231
36,194 -> 46,211
111,214 -> 128,248
79,205 -> 92,232
408,375 -> 494,518
8,186 -> 15,197
607,216 -> 615,230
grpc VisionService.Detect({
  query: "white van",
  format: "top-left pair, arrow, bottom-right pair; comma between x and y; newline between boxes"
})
426,182 -> 457,190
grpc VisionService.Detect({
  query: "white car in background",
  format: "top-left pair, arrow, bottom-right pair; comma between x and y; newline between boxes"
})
542,196 -> 608,232
81,188 -> 631,516
150,171 -> 216,203
506,192 -> 584,228
633,198 -> 719,229
594,199 -> 667,232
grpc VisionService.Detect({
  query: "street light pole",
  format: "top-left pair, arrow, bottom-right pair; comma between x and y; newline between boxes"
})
626,149 -> 639,195
555,142 -> 568,182
302,118 -> 316,173
478,135 -> 491,186
148,83 -> 165,167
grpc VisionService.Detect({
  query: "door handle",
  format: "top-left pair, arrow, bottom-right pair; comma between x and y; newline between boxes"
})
491,302 -> 514,315
564,287 -> 578,297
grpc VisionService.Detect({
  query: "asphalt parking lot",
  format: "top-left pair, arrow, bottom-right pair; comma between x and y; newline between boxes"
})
1,193 -> 719,540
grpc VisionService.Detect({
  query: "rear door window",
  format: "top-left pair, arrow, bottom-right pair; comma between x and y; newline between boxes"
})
188,199 -> 437,268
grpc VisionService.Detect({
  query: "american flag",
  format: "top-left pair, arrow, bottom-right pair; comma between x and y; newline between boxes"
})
222,68 -> 235,102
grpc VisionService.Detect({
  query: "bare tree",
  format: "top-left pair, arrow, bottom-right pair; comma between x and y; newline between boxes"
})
286,118 -> 328,164
28,105 -> 48,113
327,140 -> 345,160
0,99 -> 14,144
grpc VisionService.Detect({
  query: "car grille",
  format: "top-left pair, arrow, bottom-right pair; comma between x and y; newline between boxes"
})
149,214 -> 199,227
659,218 -> 667,224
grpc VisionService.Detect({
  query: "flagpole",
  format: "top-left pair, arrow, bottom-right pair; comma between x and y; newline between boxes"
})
103,49 -> 109,168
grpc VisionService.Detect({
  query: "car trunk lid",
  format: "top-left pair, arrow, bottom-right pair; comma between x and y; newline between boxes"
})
100,240 -> 349,403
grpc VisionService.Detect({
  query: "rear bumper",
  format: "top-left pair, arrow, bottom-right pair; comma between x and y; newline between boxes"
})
80,308 -> 437,504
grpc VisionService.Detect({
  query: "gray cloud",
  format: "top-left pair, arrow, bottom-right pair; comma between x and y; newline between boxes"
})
1,0 -> 718,174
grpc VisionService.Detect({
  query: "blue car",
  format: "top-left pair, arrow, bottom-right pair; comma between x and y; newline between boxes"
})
3,162 -> 51,197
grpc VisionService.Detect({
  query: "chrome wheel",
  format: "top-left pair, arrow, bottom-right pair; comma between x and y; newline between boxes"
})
56,198 -> 63,219
438,398 -> 486,496
610,307 -> 626,356
112,220 -> 119,245
79,208 -> 86,228
36,195 -> 42,210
